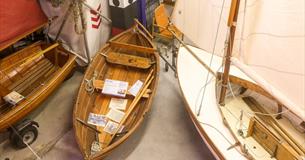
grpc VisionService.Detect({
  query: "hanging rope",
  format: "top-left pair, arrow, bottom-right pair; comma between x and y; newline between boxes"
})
85,71 -> 97,94
48,0 -> 65,7
72,0 -> 86,35
198,121 -> 248,157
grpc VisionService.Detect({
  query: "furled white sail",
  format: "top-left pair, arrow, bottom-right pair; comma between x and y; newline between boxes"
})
40,0 -> 111,64
172,0 -> 305,120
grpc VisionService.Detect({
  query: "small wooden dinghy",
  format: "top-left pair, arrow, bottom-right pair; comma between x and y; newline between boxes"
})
0,41 -> 76,132
73,20 -> 159,159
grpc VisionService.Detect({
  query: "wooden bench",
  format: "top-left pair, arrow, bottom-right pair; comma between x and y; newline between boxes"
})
101,51 -> 153,69
92,79 -> 151,98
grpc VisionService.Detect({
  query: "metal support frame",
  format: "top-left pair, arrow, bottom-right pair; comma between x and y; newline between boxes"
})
155,36 -> 181,77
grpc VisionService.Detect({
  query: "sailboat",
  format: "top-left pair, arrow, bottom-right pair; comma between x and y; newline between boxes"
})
73,19 -> 159,159
171,0 -> 305,159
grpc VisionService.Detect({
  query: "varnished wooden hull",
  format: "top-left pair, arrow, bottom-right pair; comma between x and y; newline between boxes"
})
73,23 -> 159,159
0,41 -> 76,131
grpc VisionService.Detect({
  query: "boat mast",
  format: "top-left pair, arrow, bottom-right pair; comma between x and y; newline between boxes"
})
219,0 -> 241,105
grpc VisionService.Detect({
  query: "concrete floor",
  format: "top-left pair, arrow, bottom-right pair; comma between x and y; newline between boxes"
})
0,59 -> 215,160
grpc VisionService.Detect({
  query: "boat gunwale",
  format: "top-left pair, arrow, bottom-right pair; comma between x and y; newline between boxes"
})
73,23 -> 160,159
0,47 -> 76,132
176,54 -> 226,160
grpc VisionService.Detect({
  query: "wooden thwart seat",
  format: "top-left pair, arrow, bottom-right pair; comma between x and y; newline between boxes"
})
92,79 -> 151,98
109,41 -> 156,54
243,97 -> 305,158
101,51 -> 152,69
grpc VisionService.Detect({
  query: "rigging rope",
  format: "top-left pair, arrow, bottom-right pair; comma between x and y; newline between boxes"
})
73,0 -> 87,35
238,0 -> 248,62
196,0 -> 227,116
194,66 -> 223,113
85,71 -> 97,94
198,121 -> 248,157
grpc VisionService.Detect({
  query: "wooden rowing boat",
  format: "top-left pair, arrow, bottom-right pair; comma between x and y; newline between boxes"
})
0,41 -> 76,132
73,20 -> 159,159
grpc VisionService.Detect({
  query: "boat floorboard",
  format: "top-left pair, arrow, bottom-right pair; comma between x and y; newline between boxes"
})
0,58 -> 58,117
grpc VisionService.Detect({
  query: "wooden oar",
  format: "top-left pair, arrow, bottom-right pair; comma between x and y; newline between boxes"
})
102,69 -> 154,148
76,118 -> 101,134
134,19 -> 153,40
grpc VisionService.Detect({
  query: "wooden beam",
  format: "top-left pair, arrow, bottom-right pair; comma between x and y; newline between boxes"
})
109,41 -> 156,54
219,73 -> 275,100
276,103 -> 283,119
219,0 -> 241,105
246,117 -> 300,160
134,19 -> 153,39
243,97 -> 305,155
227,0 -> 238,27
20,43 -> 59,68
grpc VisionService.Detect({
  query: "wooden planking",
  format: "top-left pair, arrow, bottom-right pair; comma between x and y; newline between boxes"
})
96,64 -> 124,148
0,41 -> 43,72
73,21 -> 159,159
126,33 -> 152,130
84,53 -> 109,155
18,62 -> 55,96
0,47 -> 45,89
109,41 -> 156,54
243,97 -> 305,157
77,54 -> 106,157
247,117 -> 300,160
9,59 -> 51,91
0,84 -> 9,97
0,42 -> 76,132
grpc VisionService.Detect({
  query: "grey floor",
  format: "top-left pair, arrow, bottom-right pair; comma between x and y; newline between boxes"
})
0,59 -> 215,160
